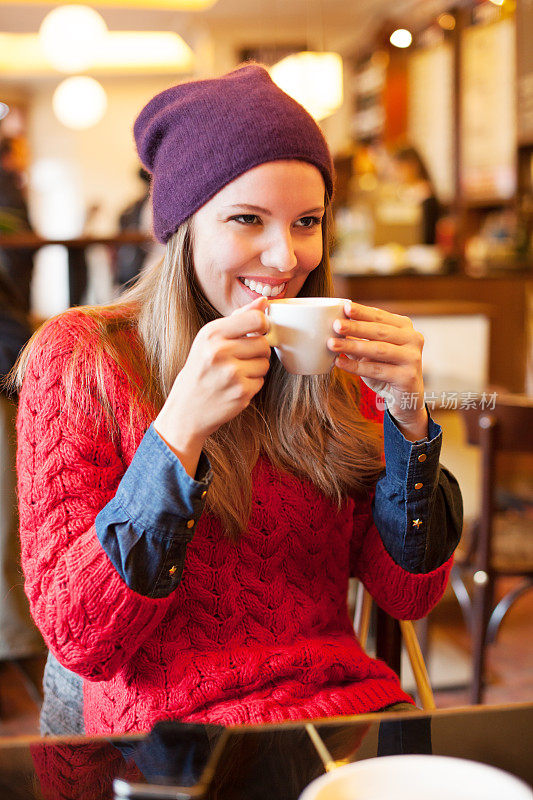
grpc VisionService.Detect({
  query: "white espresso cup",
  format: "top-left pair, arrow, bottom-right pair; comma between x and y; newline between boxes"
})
299,755 -> 533,800
265,297 -> 348,375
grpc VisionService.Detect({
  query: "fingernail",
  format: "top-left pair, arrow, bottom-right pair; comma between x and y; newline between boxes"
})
333,320 -> 344,334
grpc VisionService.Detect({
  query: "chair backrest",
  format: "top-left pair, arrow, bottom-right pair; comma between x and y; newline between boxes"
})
354,384 -> 436,709
461,395 -> 533,453
460,394 -> 533,572
354,582 -> 436,710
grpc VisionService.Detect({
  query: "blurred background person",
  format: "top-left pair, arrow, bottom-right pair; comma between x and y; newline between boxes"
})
390,146 -> 441,246
0,270 -> 44,680
0,270 -> 32,390
0,137 -> 34,312
115,167 -> 164,291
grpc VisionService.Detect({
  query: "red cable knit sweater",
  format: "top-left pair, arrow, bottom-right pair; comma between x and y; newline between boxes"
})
17,311 -> 452,735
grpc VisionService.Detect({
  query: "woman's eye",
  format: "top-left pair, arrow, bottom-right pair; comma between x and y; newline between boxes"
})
296,216 -> 322,228
231,214 -> 260,225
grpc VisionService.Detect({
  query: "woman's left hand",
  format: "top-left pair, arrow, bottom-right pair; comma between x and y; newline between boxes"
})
328,300 -> 428,441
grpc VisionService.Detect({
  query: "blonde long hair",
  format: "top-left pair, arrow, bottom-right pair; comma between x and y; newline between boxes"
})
14,205 -> 383,539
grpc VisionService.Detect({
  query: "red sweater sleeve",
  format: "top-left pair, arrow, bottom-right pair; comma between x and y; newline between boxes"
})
353,379 -> 452,618
351,503 -> 452,621
30,741 -> 142,800
17,314 -> 174,681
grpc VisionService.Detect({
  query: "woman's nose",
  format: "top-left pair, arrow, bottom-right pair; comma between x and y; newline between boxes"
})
260,230 -> 297,271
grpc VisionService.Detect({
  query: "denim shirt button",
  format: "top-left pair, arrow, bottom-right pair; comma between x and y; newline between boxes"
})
417,453 -> 427,462
186,519 -> 195,528
414,482 -> 423,490
168,565 -> 178,575
201,490 -> 207,499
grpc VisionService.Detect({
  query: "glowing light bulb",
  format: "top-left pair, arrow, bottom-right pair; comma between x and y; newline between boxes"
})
53,76 -> 107,130
39,5 -> 107,73
390,29 -> 413,48
270,51 -> 343,121
438,13 -> 456,30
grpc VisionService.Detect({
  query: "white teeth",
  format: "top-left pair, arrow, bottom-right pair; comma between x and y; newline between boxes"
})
240,278 -> 286,297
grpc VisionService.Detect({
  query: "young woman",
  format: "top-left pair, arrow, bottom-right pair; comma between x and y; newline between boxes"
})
15,64 -> 462,736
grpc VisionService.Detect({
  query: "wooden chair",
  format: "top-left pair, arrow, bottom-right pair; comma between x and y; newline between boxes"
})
351,381 -> 435,711
456,394 -> 533,704
353,582 -> 435,711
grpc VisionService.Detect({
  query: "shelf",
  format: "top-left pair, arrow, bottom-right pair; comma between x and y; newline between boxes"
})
332,268 -> 532,280
461,198 -> 516,209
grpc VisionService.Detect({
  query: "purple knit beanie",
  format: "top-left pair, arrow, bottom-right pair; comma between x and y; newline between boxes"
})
133,64 -> 334,244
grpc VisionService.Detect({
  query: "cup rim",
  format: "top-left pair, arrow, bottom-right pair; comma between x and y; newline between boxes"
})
267,297 -> 348,307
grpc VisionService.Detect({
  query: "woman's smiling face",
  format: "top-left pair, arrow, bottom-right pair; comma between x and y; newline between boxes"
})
190,160 -> 326,316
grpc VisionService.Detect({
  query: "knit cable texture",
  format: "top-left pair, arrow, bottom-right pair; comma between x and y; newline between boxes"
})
17,311 -> 451,735
30,741 -> 142,800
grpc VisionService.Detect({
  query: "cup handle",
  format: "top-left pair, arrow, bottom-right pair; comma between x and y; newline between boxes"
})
265,317 -> 278,347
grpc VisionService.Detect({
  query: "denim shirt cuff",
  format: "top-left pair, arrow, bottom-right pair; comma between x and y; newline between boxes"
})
383,408 -> 442,489
374,408 -> 443,571
109,423 -> 213,536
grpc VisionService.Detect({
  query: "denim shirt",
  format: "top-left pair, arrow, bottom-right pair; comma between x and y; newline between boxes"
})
95,411 -> 462,599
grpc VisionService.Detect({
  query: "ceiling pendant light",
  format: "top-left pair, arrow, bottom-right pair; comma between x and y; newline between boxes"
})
39,5 -> 107,73
52,76 -> 108,129
270,51 -> 343,122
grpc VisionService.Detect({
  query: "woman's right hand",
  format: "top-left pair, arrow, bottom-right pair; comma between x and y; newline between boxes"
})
154,296 -> 271,476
